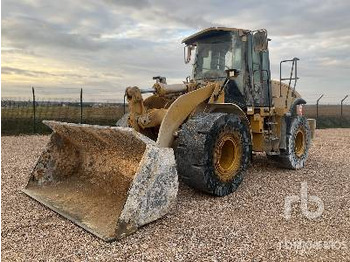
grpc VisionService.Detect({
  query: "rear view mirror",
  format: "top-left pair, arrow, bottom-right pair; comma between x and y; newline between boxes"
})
253,30 -> 268,52
184,45 -> 193,64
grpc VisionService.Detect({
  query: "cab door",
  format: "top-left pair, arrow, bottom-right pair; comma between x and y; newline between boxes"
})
249,30 -> 271,107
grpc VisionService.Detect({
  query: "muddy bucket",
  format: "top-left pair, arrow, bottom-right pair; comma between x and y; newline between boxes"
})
23,121 -> 178,241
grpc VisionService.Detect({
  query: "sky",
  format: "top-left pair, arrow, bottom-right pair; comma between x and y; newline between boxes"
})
1,0 -> 350,103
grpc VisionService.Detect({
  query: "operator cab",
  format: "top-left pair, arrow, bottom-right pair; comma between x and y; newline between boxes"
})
182,27 -> 271,108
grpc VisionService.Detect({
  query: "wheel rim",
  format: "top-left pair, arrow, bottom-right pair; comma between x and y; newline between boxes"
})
294,129 -> 305,157
213,132 -> 242,182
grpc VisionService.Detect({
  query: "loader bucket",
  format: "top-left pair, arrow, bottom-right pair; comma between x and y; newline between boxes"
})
23,121 -> 178,241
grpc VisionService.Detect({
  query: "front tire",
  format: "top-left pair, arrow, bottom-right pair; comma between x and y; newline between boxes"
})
175,113 -> 251,196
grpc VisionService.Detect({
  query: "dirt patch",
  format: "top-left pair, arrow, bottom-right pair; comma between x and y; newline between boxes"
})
2,129 -> 350,261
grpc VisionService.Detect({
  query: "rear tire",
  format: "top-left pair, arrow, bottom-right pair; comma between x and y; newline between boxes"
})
175,113 -> 251,196
274,116 -> 311,169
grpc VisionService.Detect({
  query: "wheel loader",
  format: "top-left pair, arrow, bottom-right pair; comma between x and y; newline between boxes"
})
23,27 -> 315,241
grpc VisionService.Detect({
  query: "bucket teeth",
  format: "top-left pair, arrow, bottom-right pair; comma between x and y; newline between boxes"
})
23,121 -> 178,241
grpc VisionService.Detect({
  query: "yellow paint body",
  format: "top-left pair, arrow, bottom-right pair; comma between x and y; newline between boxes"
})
126,78 -> 314,153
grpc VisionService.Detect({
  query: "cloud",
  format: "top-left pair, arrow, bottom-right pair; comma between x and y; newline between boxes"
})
2,16 -> 103,51
104,0 -> 150,9
1,0 -> 350,103
1,66 -> 86,78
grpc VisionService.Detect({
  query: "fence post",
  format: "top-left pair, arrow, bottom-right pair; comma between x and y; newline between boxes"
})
123,94 -> 126,114
316,94 -> 324,118
341,95 -> 348,117
80,88 -> 83,124
32,86 -> 36,133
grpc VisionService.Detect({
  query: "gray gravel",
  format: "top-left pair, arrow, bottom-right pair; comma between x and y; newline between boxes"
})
2,129 -> 350,261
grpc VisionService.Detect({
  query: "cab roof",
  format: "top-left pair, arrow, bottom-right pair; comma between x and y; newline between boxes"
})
181,27 -> 251,45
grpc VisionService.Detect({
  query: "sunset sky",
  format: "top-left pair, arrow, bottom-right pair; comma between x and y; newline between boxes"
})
2,0 -> 350,103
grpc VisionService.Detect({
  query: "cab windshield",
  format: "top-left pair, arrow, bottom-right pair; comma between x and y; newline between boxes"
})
193,34 -> 242,81
193,41 -> 232,80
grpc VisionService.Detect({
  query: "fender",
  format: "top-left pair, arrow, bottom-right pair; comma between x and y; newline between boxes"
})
204,103 -> 251,129
289,98 -> 306,116
284,98 -> 307,135
204,103 -> 252,147
281,98 -> 307,150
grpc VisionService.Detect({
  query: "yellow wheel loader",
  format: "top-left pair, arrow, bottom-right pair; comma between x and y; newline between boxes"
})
24,27 -> 315,241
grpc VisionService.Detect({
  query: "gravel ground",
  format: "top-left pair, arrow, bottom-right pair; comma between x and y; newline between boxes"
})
1,129 -> 350,261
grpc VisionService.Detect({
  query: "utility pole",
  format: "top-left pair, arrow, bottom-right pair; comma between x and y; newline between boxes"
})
341,95 -> 348,117
316,94 -> 324,118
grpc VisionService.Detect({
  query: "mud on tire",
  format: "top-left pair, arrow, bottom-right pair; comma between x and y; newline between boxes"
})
277,116 -> 311,169
175,113 -> 251,196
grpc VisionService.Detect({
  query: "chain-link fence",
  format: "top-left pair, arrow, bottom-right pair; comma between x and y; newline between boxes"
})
303,104 -> 350,129
1,88 -> 349,135
1,88 -> 126,135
